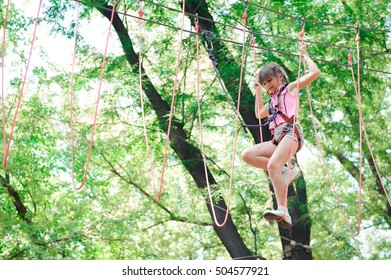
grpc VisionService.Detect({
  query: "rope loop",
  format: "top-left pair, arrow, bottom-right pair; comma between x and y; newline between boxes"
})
70,0 -> 118,190
3,0 -> 43,170
250,36 -> 255,46
138,5 -> 144,18
299,26 -> 305,39
242,8 -> 247,24
157,0 -> 186,202
1,0 -> 11,167
194,13 -> 199,32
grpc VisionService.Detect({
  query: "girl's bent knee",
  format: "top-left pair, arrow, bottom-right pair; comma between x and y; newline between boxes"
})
267,161 -> 282,175
241,149 -> 251,163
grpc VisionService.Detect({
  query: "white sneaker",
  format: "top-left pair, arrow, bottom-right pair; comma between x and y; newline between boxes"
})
263,206 -> 292,229
282,164 -> 301,186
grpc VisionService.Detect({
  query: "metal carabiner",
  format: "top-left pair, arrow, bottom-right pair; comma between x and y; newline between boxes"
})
202,30 -> 214,51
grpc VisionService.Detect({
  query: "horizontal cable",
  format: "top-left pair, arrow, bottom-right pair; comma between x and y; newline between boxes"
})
142,0 -> 387,56
239,0 -> 391,33
70,0 -> 391,75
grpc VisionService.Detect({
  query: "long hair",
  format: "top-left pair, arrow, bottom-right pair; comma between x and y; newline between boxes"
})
258,62 -> 288,85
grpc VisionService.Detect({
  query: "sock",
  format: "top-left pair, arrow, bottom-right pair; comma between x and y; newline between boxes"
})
277,205 -> 285,211
278,205 -> 290,215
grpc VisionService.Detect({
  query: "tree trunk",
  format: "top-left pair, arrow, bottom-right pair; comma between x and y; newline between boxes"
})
183,0 -> 312,259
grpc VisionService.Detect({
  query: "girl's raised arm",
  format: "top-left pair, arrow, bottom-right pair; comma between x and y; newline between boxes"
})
254,81 -> 269,119
288,42 -> 321,94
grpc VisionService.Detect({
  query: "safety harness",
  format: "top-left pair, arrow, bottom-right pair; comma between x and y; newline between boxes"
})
201,29 -> 300,148
268,85 -> 302,150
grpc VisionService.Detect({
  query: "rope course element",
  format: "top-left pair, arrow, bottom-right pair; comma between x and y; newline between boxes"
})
279,235 -> 312,259
251,37 -> 273,208
348,29 -> 391,209
220,4 -> 249,227
69,1 -> 80,190
137,2 -> 158,199
157,0 -> 186,202
1,0 -> 11,167
129,1 -> 389,216
69,0 -> 117,190
274,24 -> 306,225
2,0 -> 43,170
305,28 -> 364,237
72,0 -> 391,75
202,30 -> 248,134
199,4 -> 250,226
194,14 -> 217,223
141,0 -> 387,55
231,234 -> 312,260
238,0 -> 391,33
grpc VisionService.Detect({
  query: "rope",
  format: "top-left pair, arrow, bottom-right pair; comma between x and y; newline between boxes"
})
3,0 -> 43,170
354,29 -> 363,236
72,0 -> 391,75
275,25 -> 306,224
137,2 -> 158,199
348,29 -> 391,208
251,37 -> 273,208
305,29 -> 366,237
279,235 -> 312,259
141,0 -> 382,55
237,0 -> 390,33
1,0 -> 11,166
69,1 -> 80,189
250,37 -> 262,136
70,0 -> 117,190
219,5 -> 249,226
202,6 -> 249,227
157,0 -> 186,202
194,14 -> 215,221
202,31 -> 248,134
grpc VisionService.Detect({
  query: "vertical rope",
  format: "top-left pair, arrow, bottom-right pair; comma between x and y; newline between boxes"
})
194,14 -> 215,221
354,28 -> 363,235
1,0 -> 11,166
275,24 -> 305,223
251,36 -> 272,208
71,0 -> 117,190
218,6 -> 249,226
3,0 -> 43,170
138,2 -> 158,198
204,6 -> 249,227
350,29 -> 391,208
157,0 -> 186,202
70,1 -> 80,189
304,30 -> 367,237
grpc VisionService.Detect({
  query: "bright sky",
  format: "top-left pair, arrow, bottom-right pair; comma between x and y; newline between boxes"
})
10,0 -> 123,71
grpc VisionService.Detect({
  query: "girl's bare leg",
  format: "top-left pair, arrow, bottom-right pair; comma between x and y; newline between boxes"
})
241,141 -> 276,170
267,136 -> 299,206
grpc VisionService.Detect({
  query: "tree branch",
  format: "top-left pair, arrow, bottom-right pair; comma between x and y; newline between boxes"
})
0,173 -> 32,224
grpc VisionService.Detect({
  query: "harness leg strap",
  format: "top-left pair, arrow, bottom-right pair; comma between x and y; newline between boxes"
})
272,124 -> 302,151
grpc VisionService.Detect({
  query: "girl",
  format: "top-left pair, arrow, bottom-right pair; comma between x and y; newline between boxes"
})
241,42 -> 320,228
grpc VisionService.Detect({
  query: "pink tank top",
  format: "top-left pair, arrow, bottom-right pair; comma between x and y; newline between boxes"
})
269,85 -> 298,131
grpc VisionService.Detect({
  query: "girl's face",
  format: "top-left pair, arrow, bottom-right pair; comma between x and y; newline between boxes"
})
261,74 -> 283,95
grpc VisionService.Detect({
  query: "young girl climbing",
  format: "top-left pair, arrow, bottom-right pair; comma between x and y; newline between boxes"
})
241,42 -> 321,229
